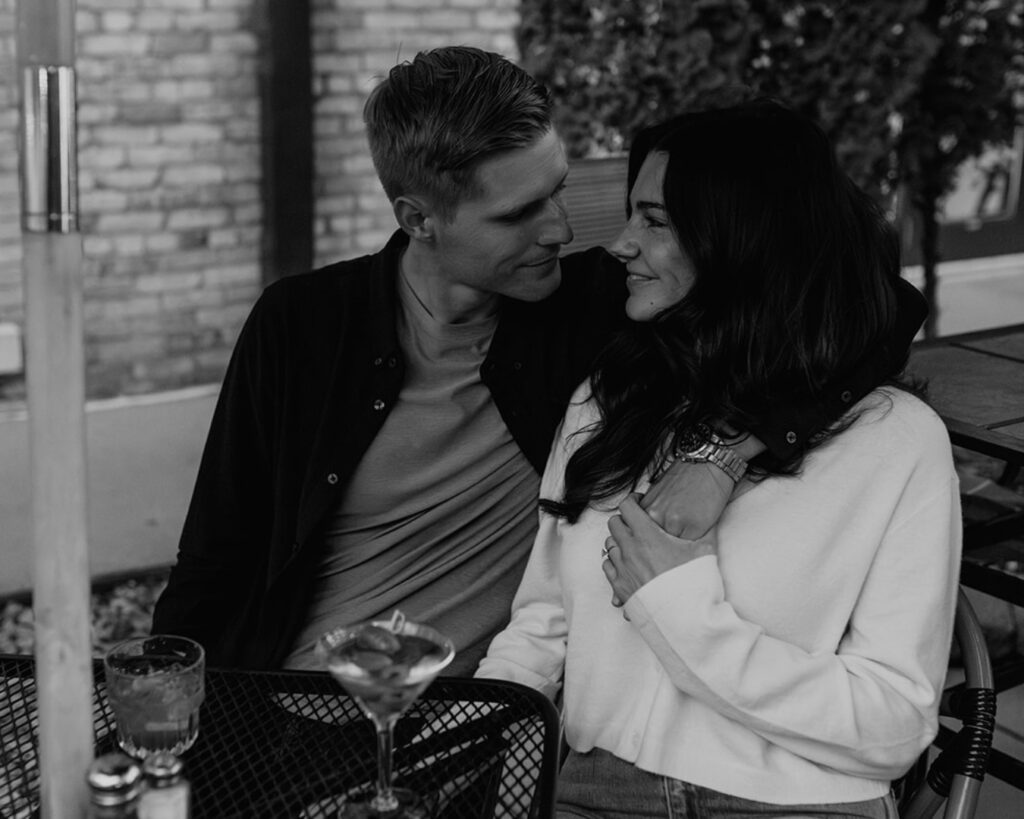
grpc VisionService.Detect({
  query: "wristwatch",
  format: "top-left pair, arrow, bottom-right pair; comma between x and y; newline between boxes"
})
673,423 -> 749,483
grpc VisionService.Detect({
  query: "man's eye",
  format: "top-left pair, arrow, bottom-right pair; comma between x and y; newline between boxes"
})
501,185 -> 567,222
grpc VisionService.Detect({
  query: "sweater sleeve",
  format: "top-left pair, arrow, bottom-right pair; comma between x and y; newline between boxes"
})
474,390 -> 598,698
473,508 -> 567,702
625,473 -> 961,780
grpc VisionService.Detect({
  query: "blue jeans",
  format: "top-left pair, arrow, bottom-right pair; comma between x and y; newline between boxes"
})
556,749 -> 899,819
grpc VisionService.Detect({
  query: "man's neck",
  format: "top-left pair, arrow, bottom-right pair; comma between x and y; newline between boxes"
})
400,244 -> 499,325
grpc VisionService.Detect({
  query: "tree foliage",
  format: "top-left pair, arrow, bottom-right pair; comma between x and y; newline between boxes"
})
519,1 -> 1024,334
742,1 -> 938,199
896,0 -> 1024,336
517,0 -> 754,156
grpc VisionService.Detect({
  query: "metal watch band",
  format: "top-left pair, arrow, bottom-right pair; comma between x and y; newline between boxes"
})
674,425 -> 749,483
693,443 -> 748,483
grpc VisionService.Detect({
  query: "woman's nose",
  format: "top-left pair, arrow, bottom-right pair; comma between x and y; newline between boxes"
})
609,228 -> 639,262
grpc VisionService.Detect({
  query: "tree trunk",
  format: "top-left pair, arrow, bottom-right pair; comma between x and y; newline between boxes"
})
917,189 -> 942,339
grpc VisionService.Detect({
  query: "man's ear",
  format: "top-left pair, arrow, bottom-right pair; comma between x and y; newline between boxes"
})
393,195 -> 437,242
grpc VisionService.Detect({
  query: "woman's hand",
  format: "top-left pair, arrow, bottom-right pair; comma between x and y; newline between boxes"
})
603,494 -> 717,606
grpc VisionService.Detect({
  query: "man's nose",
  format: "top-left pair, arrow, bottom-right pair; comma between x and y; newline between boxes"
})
539,198 -> 573,247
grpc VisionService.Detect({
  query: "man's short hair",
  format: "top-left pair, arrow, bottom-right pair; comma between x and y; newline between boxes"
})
364,46 -> 554,220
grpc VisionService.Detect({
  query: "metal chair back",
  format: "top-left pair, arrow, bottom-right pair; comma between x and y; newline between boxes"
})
900,587 -> 997,819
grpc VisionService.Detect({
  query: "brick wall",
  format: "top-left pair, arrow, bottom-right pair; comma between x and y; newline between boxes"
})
75,0 -> 264,398
0,0 -> 520,400
310,0 -> 520,265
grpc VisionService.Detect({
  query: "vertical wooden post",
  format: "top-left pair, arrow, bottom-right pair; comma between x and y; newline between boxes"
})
16,2 -> 93,817
258,0 -> 313,281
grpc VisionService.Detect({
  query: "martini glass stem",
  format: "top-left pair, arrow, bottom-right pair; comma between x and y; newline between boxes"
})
370,714 -> 400,813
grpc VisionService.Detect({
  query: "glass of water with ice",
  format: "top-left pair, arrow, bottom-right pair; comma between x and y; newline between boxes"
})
103,634 -> 205,758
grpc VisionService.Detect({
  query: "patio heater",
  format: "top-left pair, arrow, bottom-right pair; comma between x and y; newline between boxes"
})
16,1 -> 94,817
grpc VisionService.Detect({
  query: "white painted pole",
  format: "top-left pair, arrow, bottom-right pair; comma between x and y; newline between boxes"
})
16,2 -> 94,817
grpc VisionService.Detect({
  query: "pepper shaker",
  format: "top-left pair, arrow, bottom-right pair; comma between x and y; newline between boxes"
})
139,752 -> 190,819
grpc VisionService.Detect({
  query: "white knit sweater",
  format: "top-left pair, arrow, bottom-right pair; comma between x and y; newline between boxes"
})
477,384 -> 962,805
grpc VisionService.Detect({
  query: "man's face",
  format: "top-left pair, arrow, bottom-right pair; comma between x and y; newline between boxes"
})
431,128 -> 573,306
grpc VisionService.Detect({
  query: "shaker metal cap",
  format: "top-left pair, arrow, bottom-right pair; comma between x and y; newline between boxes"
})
86,752 -> 143,803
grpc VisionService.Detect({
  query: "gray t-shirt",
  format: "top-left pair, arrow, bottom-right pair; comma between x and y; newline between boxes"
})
284,273 -> 540,675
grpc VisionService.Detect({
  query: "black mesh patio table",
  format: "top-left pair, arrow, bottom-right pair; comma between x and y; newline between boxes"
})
0,653 -> 560,818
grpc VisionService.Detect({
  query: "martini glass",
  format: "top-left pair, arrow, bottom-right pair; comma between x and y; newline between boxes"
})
316,611 -> 455,818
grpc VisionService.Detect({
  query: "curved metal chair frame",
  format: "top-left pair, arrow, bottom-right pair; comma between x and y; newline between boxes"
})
901,587 -> 997,819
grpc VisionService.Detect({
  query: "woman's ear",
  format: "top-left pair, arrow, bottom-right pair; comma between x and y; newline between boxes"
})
393,195 -> 437,243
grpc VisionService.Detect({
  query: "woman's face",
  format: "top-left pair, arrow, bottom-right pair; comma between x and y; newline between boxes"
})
610,151 -> 697,322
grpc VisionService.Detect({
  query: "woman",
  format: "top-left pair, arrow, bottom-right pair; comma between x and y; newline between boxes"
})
477,100 -> 961,818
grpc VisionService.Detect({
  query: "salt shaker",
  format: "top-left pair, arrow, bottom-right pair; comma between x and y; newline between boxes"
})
138,752 -> 190,819
86,753 -> 143,818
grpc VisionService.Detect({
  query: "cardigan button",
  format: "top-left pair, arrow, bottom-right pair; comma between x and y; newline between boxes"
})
372,399 -> 386,411
326,473 -> 339,485
373,357 -> 383,366
840,389 -> 853,403
387,356 -> 398,367
513,361 -> 522,371
785,431 -> 797,444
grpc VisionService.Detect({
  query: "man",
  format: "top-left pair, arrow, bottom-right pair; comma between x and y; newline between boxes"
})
152,47 -> 925,675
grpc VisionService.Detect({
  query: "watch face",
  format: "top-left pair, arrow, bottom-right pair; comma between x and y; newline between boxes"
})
675,424 -> 711,457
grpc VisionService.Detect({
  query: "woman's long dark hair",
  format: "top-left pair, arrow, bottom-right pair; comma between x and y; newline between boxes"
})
544,100 -> 905,522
